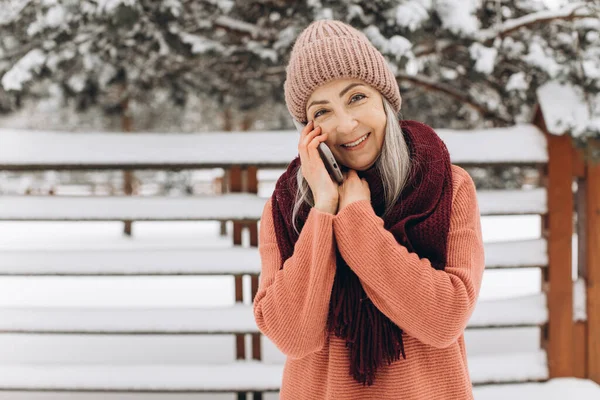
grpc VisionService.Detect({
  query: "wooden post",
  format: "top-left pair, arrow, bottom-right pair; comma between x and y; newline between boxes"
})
574,147 -> 588,379
229,165 -> 247,400
544,132 -> 575,377
586,146 -> 600,383
121,94 -> 134,236
220,106 -> 234,236
246,165 -> 262,400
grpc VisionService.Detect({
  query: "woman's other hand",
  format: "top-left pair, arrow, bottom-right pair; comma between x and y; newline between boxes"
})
337,169 -> 371,212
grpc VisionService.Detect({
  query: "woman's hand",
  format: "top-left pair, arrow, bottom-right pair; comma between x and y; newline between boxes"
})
298,121 -> 339,214
337,169 -> 371,212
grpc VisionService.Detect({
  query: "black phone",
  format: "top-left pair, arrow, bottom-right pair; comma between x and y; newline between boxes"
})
293,119 -> 344,184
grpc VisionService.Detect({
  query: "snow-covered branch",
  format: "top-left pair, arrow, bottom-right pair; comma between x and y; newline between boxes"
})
478,2 -> 597,43
396,72 -> 512,124
214,16 -> 267,39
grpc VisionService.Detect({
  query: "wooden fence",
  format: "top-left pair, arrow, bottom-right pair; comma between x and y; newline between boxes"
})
0,113 -> 597,397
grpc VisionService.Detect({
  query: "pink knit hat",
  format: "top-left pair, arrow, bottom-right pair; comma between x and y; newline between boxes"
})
284,20 -> 402,123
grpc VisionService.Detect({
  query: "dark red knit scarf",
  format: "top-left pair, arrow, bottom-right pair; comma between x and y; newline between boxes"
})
270,119 -> 453,386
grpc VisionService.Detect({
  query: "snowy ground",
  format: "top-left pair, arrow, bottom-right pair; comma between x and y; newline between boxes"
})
0,192 -> 598,398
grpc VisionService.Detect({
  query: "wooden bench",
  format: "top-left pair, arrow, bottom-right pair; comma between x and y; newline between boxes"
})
0,121 -> 589,395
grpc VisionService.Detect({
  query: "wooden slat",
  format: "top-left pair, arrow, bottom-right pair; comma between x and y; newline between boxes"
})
545,132 -> 574,377
0,294 -> 551,334
0,189 -> 546,222
0,305 -> 259,334
0,194 -> 266,221
0,351 -> 548,392
469,351 -> 548,385
0,239 -> 544,276
477,188 -> 546,215
484,239 -> 547,269
0,248 -> 262,276
468,293 -> 547,328
0,125 -> 546,171
0,362 -> 282,392
586,155 -> 600,383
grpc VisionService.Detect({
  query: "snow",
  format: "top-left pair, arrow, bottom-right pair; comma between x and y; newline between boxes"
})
179,32 -> 225,54
506,72 -> 529,92
347,4 -> 369,24
96,0 -> 136,14
476,188 -> 546,215
478,1 -> 594,42
582,59 -> 600,80
0,304 -> 258,334
469,293 -> 547,328
536,81 -> 600,138
0,214 -> 595,395
0,247 -> 261,275
273,26 -> 297,51
0,0 -> 32,26
470,43 -> 498,74
0,379 -> 594,399
395,0 -> 431,32
574,277 -> 587,321
0,362 -> 283,391
435,0 -> 480,37
436,124 -> 547,164
0,124 -> 547,168
1,49 -> 46,91
363,26 -> 412,61
0,351 -> 552,390
0,237 -> 548,275
474,378 -> 600,399
0,293 -> 555,332
215,0 -> 234,14
0,194 -> 266,221
162,0 -> 181,17
214,16 -> 260,39
246,41 -> 277,62
0,188 -> 545,222
0,125 -> 597,396
67,74 -> 86,93
45,5 -> 66,28
484,239 -> 546,269
0,235 -> 549,274
523,41 -> 561,78
469,350 -> 548,384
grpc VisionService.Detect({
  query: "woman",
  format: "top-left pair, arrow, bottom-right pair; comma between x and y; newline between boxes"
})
253,19 -> 485,400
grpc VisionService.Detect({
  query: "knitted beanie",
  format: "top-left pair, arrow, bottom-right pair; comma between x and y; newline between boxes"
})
284,20 -> 402,124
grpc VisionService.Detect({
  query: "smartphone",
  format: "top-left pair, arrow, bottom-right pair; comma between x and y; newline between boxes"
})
293,119 -> 344,184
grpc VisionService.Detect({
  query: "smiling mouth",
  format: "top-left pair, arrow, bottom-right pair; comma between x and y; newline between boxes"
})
341,132 -> 370,148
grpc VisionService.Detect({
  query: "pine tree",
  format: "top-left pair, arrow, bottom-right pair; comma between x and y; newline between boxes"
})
1,0 -> 598,148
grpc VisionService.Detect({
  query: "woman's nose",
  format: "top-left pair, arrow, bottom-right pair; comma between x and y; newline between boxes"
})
335,114 -> 359,134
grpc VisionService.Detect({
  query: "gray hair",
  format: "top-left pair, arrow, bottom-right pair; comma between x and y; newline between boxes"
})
291,97 -> 412,235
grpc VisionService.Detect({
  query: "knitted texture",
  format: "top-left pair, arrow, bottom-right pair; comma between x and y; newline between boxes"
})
268,120 -> 453,386
253,163 -> 485,399
283,19 -> 401,123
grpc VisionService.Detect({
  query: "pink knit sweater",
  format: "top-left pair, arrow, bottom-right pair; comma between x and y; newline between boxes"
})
253,165 -> 485,399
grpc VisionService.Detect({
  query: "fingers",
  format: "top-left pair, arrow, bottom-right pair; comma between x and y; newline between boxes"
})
298,121 -> 327,161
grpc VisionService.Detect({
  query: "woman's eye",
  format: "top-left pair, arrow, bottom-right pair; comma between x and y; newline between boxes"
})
314,110 -> 326,118
350,94 -> 366,103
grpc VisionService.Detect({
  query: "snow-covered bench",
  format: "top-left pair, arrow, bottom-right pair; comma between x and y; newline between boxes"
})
0,122 -> 583,394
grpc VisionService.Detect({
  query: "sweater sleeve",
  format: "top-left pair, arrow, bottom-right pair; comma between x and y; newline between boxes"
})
252,198 -> 337,359
332,167 -> 485,348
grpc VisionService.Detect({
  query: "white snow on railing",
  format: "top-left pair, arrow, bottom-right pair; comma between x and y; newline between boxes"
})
0,124 -> 547,168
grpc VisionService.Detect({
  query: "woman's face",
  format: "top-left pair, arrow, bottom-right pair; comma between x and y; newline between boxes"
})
305,78 -> 387,171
